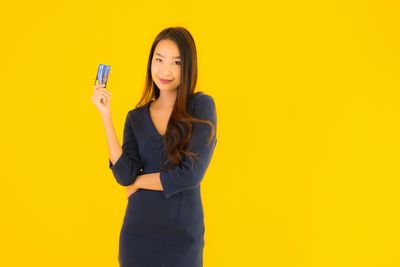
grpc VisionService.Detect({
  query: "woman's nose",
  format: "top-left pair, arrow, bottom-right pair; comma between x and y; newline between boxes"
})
163,71 -> 172,77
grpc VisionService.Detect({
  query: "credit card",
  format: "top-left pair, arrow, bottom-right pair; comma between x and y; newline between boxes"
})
94,64 -> 111,86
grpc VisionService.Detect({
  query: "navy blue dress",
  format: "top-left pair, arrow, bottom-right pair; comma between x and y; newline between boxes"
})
108,91 -> 217,267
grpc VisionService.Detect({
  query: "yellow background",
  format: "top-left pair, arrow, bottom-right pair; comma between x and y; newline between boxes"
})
1,0 -> 399,266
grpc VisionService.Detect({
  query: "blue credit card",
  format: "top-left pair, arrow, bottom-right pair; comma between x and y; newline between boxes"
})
94,64 -> 111,86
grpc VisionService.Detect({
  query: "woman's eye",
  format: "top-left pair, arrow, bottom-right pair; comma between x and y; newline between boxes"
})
155,58 -> 162,62
174,61 -> 181,65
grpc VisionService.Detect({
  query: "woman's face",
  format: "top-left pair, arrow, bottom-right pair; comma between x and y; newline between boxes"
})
151,39 -> 181,93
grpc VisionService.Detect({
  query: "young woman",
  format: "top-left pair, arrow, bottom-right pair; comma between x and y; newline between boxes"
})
91,27 -> 217,267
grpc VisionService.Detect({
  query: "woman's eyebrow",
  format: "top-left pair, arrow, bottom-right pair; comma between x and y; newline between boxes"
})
155,52 -> 181,59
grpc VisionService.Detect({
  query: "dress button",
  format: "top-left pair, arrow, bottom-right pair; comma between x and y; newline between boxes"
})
158,143 -> 162,148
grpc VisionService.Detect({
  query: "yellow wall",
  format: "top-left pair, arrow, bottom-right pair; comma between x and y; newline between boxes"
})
1,0 -> 399,266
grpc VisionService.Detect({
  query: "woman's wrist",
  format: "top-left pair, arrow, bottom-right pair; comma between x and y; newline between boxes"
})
133,176 -> 140,189
127,178 -> 139,189
101,112 -> 112,122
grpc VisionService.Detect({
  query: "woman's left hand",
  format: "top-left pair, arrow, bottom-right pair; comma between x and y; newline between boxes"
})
126,184 -> 139,199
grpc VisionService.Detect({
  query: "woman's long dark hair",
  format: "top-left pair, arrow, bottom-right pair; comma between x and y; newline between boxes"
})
136,26 -> 215,171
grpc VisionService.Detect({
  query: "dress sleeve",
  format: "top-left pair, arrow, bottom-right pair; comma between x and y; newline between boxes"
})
109,111 -> 143,186
159,94 -> 217,199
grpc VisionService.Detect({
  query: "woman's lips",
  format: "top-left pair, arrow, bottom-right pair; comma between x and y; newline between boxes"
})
159,78 -> 173,84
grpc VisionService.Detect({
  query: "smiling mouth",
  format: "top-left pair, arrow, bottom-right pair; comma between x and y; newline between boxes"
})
159,78 -> 173,84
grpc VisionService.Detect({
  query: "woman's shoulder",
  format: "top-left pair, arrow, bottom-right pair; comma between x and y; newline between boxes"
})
126,102 -> 148,120
189,91 -> 215,109
192,91 -> 215,109
188,91 -> 216,120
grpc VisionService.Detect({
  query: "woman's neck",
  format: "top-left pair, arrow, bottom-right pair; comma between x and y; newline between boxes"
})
155,90 -> 177,109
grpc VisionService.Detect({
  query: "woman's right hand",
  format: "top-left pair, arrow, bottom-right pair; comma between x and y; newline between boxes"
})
91,84 -> 112,117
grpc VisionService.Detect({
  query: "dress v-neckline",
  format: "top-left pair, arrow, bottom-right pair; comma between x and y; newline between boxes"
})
145,92 -> 200,138
146,100 -> 166,138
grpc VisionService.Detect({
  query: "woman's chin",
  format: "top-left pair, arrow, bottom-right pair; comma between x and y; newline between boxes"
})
157,84 -> 179,91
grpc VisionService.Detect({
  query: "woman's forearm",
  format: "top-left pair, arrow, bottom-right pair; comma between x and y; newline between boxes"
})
101,114 -> 122,165
132,173 -> 163,191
